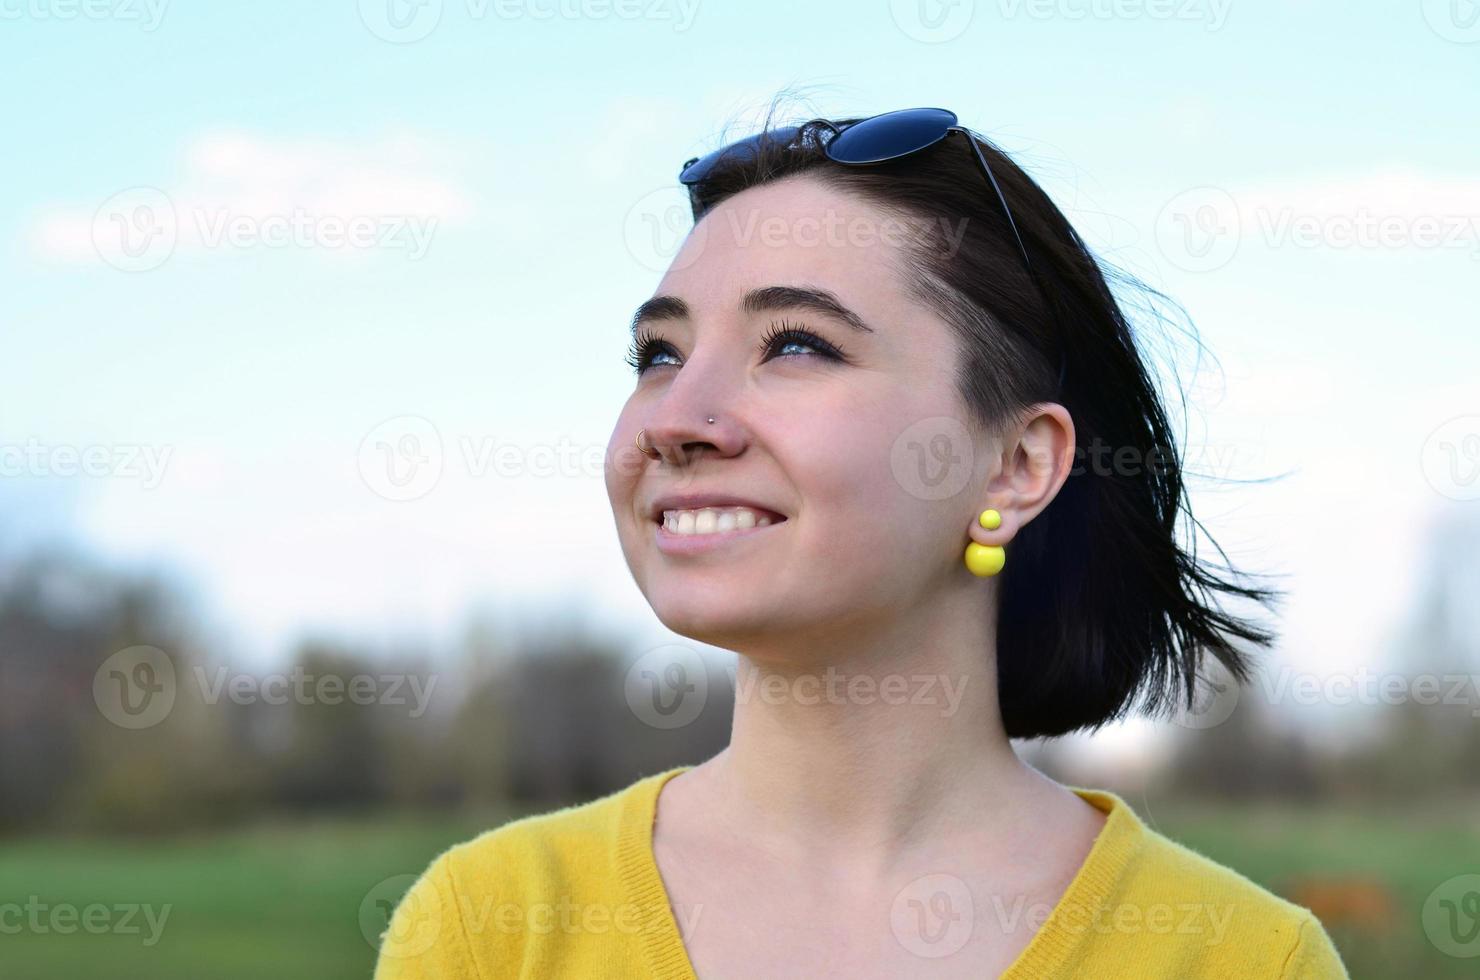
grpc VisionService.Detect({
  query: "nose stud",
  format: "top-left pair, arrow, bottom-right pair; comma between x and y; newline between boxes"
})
637,417 -> 718,459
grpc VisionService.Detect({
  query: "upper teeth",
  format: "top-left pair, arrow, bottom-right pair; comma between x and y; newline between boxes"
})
662,506 -> 776,535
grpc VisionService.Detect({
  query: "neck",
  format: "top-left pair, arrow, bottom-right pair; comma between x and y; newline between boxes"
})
701,583 -> 1053,877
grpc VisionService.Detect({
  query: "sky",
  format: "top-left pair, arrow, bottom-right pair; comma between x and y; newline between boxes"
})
2,1 -> 1478,749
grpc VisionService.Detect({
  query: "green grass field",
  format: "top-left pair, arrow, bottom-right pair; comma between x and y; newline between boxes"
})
1,799 -> 1475,978
0,808 -> 511,980
1147,797 -> 1480,979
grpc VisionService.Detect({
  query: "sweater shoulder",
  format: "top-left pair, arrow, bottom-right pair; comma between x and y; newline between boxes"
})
437,770 -> 659,896
1131,820 -> 1307,912
374,772 -> 675,978
1117,817 -> 1343,975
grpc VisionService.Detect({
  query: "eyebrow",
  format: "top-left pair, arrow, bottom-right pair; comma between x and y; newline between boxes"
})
630,285 -> 876,337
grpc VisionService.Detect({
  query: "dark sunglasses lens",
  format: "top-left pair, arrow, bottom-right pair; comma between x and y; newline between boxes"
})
825,107 -> 958,164
679,125 -> 802,184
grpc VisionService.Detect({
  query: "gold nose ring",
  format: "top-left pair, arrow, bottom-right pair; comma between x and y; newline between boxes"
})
635,429 -> 661,459
637,417 -> 717,458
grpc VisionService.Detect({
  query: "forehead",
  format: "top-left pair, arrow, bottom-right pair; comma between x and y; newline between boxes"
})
657,175 -> 917,318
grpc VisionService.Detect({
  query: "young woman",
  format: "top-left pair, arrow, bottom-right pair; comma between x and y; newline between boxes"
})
376,106 -> 1349,978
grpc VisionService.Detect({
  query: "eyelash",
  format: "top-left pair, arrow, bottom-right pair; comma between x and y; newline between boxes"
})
624,319 -> 846,375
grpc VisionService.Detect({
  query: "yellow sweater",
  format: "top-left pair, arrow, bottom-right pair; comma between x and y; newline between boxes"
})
374,764 -> 1349,978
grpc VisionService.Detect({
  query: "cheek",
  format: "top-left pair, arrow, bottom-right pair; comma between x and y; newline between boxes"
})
782,396 -> 966,589
783,403 -> 933,550
603,412 -> 640,514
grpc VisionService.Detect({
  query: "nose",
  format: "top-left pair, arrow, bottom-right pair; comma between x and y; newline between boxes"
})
640,379 -> 745,467
635,326 -> 752,466
641,411 -> 745,467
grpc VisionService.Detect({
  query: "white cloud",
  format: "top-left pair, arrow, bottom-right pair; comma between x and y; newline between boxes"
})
29,129 -> 476,264
1236,167 -> 1480,220
1160,167 -> 1480,258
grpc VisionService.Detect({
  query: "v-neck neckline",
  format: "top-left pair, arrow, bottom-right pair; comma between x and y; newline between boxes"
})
615,764 -> 1145,980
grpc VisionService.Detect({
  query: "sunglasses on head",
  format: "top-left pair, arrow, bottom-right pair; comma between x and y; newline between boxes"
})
679,106 -> 1034,276
679,106 -> 1065,391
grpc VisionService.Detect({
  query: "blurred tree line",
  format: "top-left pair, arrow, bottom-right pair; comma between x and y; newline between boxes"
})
1164,507 -> 1480,802
0,544 -> 729,837
1,507 -> 1475,837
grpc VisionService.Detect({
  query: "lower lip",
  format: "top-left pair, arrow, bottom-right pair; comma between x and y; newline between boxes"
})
653,517 -> 787,555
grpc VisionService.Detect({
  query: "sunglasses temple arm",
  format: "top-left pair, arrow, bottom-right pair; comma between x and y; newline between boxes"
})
954,129 -> 1068,391
956,130 -> 1034,274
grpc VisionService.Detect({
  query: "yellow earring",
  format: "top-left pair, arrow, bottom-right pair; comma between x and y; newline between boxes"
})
964,509 -> 1006,577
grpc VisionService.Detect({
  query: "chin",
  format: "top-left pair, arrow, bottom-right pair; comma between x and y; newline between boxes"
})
646,592 -> 775,648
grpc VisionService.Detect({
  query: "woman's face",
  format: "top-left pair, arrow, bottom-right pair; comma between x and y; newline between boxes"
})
605,174 -> 994,654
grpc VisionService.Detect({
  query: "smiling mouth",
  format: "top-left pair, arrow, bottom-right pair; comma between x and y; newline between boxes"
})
653,506 -> 788,536
650,508 -> 790,554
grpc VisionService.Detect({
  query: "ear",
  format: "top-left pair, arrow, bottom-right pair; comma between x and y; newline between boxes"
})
979,402 -> 1076,533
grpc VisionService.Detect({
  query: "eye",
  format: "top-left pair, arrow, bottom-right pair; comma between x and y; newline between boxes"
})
757,320 -> 846,363
625,320 -> 848,376
625,326 -> 679,375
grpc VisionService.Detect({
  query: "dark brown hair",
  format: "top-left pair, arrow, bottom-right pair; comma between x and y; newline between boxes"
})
682,98 -> 1283,739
